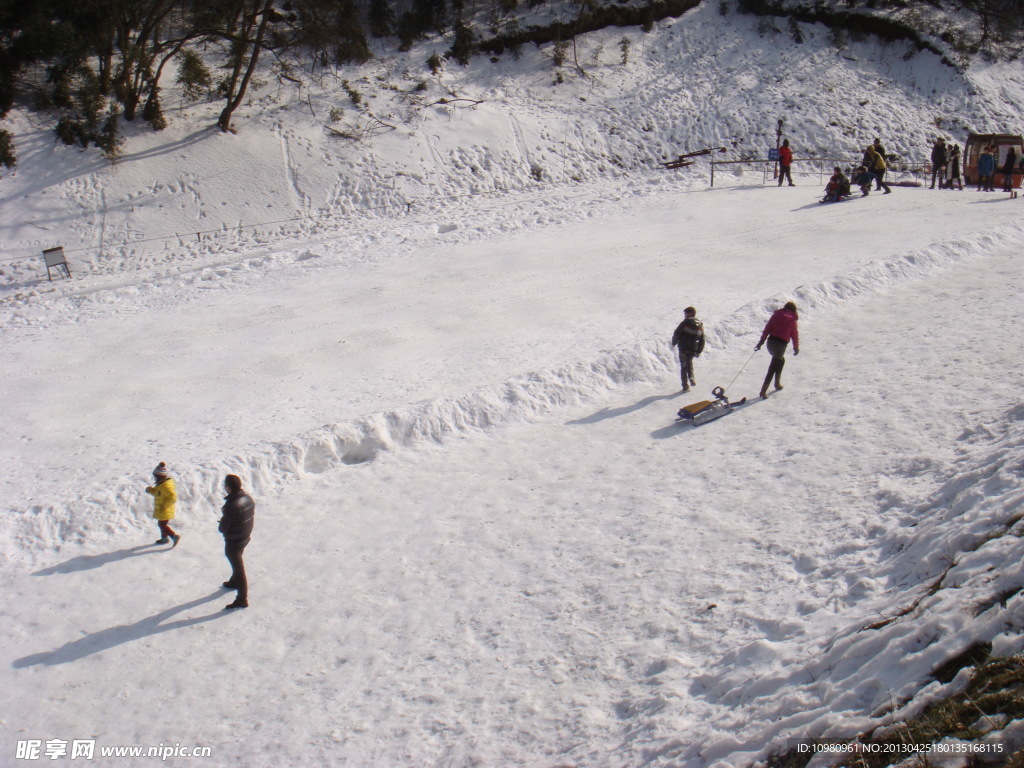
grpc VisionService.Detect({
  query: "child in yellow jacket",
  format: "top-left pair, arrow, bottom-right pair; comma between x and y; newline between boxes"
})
146,462 -> 180,547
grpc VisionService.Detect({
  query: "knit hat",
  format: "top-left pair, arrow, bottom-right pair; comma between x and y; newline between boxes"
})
153,462 -> 170,479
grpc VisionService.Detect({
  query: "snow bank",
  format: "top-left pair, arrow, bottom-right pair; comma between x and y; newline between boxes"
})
618,402 -> 1024,766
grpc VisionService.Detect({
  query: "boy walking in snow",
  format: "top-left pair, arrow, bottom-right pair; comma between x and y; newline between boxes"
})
146,462 -> 180,547
671,306 -> 706,392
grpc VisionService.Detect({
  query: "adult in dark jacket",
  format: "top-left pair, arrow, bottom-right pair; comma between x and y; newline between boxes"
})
930,139 -> 947,189
754,302 -> 799,399
219,474 -> 255,610
671,306 -> 706,392
1001,147 -> 1018,192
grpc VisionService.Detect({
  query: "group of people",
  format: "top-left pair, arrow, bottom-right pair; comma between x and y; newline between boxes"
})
816,138 -> 893,202
956,140 -> 1019,192
145,463 -> 256,610
930,137 -> 1021,192
779,136 -> 1022,201
671,302 -> 800,402
928,138 -> 967,190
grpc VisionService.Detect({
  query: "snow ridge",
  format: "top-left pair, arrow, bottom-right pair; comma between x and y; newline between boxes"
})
5,224 -> 1018,568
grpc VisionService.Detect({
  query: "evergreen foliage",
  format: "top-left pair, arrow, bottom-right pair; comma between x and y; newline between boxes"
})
0,0 -> 1020,155
176,49 -> 213,102
448,21 -> 477,65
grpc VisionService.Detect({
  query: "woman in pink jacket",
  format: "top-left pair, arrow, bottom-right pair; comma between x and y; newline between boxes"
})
754,302 -> 799,399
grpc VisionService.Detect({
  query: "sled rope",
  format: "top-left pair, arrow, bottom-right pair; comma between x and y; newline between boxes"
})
723,349 -> 759,395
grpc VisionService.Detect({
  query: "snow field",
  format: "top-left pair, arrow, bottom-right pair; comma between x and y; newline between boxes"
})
3,191 -> 1024,767
3,186 -> 1021,566
3,2 -> 1024,764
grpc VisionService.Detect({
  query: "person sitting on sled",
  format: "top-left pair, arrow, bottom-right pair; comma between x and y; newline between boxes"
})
821,167 -> 850,202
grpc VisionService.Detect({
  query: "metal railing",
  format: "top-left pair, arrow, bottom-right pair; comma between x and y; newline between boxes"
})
709,157 -> 929,187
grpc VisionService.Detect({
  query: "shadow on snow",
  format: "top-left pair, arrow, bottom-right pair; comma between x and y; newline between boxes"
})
33,544 -> 165,575
12,590 -> 228,668
566,390 -> 686,425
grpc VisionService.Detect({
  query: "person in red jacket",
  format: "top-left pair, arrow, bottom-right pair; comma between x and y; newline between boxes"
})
777,139 -> 794,186
754,301 -> 799,399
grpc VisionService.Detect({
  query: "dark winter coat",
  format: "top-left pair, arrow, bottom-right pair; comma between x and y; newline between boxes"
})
931,142 -> 947,166
978,151 -> 996,177
219,490 -> 255,542
672,317 -> 706,355
1001,149 -> 1018,175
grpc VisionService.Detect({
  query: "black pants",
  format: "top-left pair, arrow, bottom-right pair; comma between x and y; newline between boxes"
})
778,165 -> 793,185
761,337 -> 788,393
225,537 -> 250,600
158,519 -> 176,538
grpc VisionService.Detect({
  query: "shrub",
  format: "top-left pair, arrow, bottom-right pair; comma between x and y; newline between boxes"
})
553,39 -> 569,66
176,50 -> 212,102
0,129 -> 15,168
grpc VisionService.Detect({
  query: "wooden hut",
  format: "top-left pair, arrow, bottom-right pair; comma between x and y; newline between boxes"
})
963,133 -> 1023,188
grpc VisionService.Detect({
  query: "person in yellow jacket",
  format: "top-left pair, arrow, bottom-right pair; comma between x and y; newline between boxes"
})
146,462 -> 180,547
863,144 -> 892,195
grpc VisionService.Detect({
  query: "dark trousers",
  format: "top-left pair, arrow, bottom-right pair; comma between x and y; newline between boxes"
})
158,519 -> 176,538
778,165 -> 793,185
874,168 -> 891,192
761,337 -> 788,393
224,538 -> 250,600
678,350 -> 696,386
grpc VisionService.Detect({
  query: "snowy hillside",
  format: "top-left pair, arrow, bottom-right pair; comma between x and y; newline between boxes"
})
2,4 -> 1024,767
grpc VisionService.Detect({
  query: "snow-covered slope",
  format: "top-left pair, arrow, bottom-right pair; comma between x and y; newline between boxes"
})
1,4 -> 1023,767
